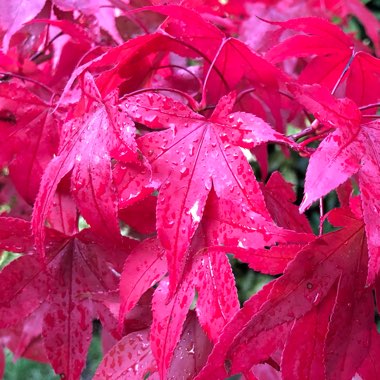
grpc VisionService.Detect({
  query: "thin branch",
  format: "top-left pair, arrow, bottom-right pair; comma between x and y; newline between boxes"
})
31,32 -> 64,62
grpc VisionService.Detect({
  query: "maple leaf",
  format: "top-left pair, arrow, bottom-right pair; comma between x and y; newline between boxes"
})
0,304 -> 48,363
0,217 -> 135,379
93,328 -> 157,380
32,72 -> 137,256
167,311 -> 212,379
294,84 -> 380,283
119,224 -> 240,377
119,238 -> 167,329
148,239 -> 237,379
323,0 -> 380,54
119,195 -> 157,235
0,0 -> 46,51
261,171 -> 312,234
197,208 -> 376,379
119,91 -> 292,293
266,17 -> 380,107
0,82 -> 59,204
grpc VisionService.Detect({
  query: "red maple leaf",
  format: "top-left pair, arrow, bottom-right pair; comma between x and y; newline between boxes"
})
266,17 -> 380,107
32,72 -> 137,256
197,208 -> 377,379
293,83 -> 380,283
0,83 -> 59,204
118,91 -> 293,292
0,217 -> 135,379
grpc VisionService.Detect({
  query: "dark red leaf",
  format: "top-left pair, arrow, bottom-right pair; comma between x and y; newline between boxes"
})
93,328 -> 156,380
167,311 -> 212,379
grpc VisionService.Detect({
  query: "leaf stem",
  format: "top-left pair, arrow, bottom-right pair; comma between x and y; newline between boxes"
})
236,87 -> 256,104
152,64 -> 203,95
331,49 -> 356,95
121,87 -> 199,109
30,32 -> 64,62
201,38 -> 230,108
0,72 -> 54,95
359,102 -> 380,111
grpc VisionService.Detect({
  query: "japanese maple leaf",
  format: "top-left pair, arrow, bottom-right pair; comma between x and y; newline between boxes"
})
261,171 -> 312,234
94,310 -> 211,380
294,84 -> 380,283
197,208 -> 376,380
32,72 -> 137,256
119,229 -> 239,378
149,239 -> 238,380
0,303 -> 48,364
322,0 -> 380,54
118,187 -> 312,378
0,217 -> 135,380
157,9 -> 284,127
93,328 -> 157,380
0,0 -> 45,51
117,185 -> 311,378
118,91 -> 291,293
0,82 -> 59,204
266,17 -> 380,107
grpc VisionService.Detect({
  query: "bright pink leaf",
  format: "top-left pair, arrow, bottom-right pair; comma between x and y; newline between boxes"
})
296,84 -> 380,283
122,91 -> 291,292
267,17 -> 380,107
150,278 -> 194,379
0,83 -> 59,204
32,72 -> 137,256
119,238 -> 166,327
193,250 -> 239,342
0,217 -> 134,379
197,208 -> 375,379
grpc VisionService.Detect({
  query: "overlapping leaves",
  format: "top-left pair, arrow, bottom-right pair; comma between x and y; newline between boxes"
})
1,1 -> 380,379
